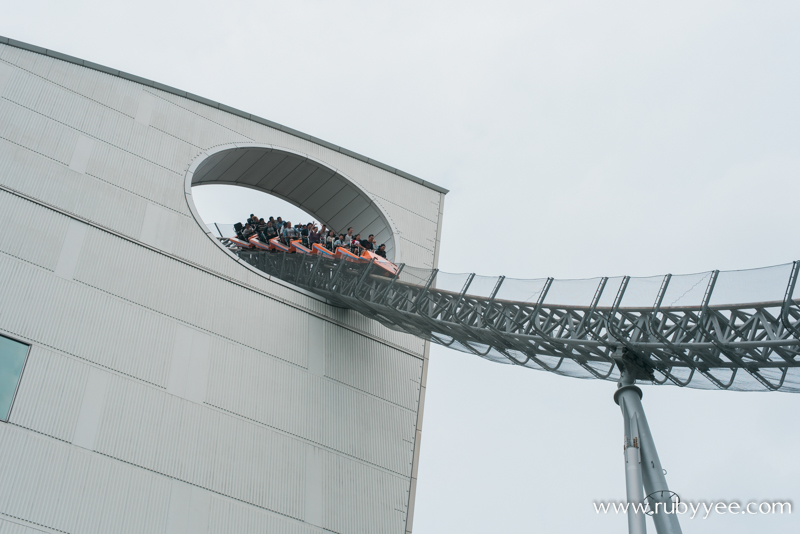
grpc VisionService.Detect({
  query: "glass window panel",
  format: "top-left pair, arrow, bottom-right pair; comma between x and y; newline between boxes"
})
0,335 -> 29,421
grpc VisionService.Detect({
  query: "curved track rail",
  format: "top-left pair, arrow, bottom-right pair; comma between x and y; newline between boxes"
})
235,248 -> 800,392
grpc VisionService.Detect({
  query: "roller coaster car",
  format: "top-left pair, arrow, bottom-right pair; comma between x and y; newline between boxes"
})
247,235 -> 271,251
228,236 -> 253,248
268,237 -> 290,253
335,247 -> 367,263
360,250 -> 399,276
233,222 -> 245,239
290,239 -> 313,254
312,243 -> 335,258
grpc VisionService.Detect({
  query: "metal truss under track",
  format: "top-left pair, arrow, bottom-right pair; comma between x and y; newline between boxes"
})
236,249 -> 800,393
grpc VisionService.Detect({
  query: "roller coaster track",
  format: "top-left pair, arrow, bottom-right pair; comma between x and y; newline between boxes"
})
235,248 -> 800,393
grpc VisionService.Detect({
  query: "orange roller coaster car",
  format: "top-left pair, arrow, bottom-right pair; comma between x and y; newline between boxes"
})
335,247 -> 366,262
360,250 -> 400,276
248,235 -> 271,251
312,243 -> 336,258
269,237 -> 290,252
228,236 -> 253,248
290,240 -> 313,254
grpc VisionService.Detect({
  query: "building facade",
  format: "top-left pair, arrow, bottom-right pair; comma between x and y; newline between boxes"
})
0,36 -> 446,534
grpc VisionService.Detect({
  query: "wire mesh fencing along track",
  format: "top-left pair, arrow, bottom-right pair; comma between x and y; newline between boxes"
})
234,248 -> 800,393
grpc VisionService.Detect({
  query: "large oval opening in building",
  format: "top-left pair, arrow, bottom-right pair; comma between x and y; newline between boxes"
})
189,146 -> 397,261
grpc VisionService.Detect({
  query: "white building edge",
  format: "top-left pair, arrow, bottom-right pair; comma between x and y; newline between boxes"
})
0,35 -> 446,534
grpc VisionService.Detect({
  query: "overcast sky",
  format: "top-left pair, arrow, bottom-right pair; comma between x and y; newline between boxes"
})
4,2 -> 800,532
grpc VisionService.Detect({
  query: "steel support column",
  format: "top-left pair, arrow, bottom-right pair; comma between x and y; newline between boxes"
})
614,368 -> 681,534
621,398 -> 647,534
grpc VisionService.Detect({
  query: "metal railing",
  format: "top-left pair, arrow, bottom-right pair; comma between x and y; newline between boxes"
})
235,247 -> 800,392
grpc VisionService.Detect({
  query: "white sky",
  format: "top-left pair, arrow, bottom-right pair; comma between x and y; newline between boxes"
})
4,2 -> 800,532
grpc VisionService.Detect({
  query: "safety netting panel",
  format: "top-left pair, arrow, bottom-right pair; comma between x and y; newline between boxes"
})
452,263 -> 798,310
660,271 -> 712,308
618,276 -> 664,309
597,277 -> 626,308
399,266 -> 434,287
467,275 -> 503,299
412,261 -> 800,393
709,263 -> 794,307
230,243 -> 799,393
494,277 -> 550,304
546,277 -> 608,308
433,272 -> 473,294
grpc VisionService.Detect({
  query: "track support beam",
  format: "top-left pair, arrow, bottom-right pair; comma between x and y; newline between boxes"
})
615,366 -> 682,534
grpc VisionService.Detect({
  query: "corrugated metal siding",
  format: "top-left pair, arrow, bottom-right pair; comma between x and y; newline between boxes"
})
141,83 -> 442,267
95,374 -> 308,520
0,195 -> 420,387
326,328 -> 422,411
322,306 -> 425,357
7,344 -> 413,529
373,186 -> 442,226
0,425 -> 172,534
0,46 -> 53,79
1,49 -> 141,120
396,237 -> 437,269
207,496 -> 318,534
211,105 -> 437,226
0,190 -> 67,270
0,133 -> 425,358
0,138 -> 150,239
322,380 -> 415,475
0,253 -> 175,386
146,87 -> 261,140
9,346 -> 89,442
46,61 -> 141,119
205,337 -> 321,443
0,42 -> 445,534
73,228 -> 310,366
86,141 -> 189,216
0,518 -> 50,534
146,90 -> 253,150
373,202 -> 439,258
0,61 -> 194,176
323,451 -> 408,534
0,98 -> 79,165
204,336 -> 415,474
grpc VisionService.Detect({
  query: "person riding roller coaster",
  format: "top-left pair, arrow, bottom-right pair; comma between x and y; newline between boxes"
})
227,214 -> 397,275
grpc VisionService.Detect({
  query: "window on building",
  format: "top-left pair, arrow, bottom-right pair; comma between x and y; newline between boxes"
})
0,335 -> 29,422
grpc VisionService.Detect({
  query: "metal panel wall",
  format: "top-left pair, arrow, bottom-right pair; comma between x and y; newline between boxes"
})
95,374 -> 309,520
207,496 -> 318,534
0,253 -> 176,386
0,149 -> 422,356
323,452 -> 409,534
7,348 -> 415,526
326,328 -> 423,411
0,425 -> 172,534
0,518 -> 50,534
0,40 -> 444,534
0,191 -> 68,270
0,242 -> 419,476
0,49 -> 425,344
8,346 -> 88,442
